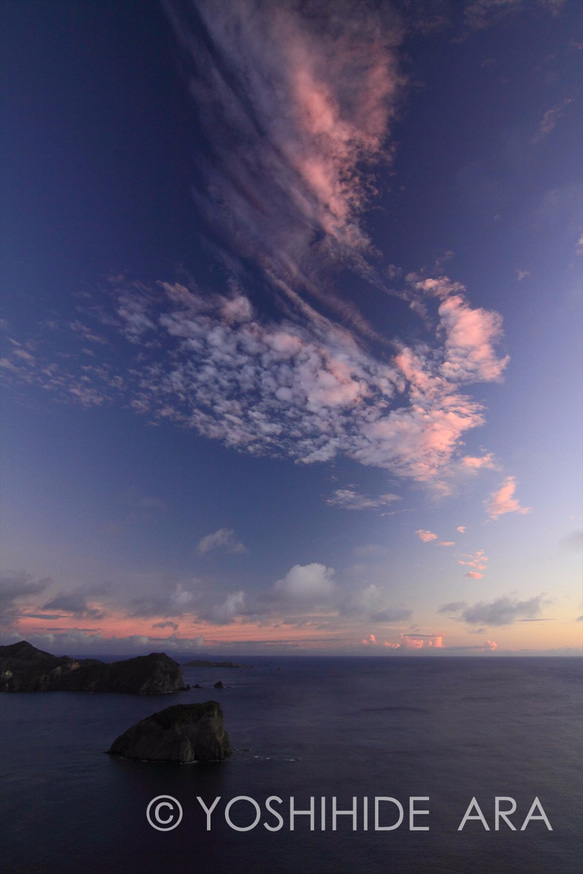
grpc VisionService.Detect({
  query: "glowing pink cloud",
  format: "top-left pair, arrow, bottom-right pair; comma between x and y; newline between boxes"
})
416,529 -> 438,542
439,295 -> 509,383
485,476 -> 531,519
459,550 -> 488,574
461,453 -> 497,470
400,634 -> 443,649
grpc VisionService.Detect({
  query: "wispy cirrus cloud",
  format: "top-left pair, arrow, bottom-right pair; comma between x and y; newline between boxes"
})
534,98 -> 574,143
463,0 -> 565,32
327,487 -> 400,511
164,0 -> 405,296
197,528 -> 248,555
484,476 -> 531,519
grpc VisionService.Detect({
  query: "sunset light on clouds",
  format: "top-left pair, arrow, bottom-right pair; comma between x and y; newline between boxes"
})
1,0 -> 581,657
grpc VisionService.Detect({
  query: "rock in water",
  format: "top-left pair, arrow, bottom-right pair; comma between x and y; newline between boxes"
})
107,702 -> 231,762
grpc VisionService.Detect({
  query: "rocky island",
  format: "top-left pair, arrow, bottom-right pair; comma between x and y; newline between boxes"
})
107,701 -> 231,762
0,641 -> 188,694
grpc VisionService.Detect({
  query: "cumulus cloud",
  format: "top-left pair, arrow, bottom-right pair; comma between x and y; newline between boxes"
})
340,583 -> 411,623
201,591 -> 246,625
416,529 -> 438,542
401,633 -> 443,648
197,528 -> 248,555
273,563 -> 336,603
457,526 -> 466,533
484,476 -> 531,519
327,487 -> 400,510
448,595 -> 545,627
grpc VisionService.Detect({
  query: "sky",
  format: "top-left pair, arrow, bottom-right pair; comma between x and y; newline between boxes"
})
1,0 -> 582,657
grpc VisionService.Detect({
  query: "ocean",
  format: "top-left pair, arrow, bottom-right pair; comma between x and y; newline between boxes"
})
0,656 -> 581,873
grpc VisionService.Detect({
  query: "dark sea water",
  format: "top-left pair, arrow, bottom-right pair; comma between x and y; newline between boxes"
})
0,657 -> 581,874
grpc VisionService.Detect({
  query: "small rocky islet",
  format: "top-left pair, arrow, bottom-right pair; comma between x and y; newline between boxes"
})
107,701 -> 231,763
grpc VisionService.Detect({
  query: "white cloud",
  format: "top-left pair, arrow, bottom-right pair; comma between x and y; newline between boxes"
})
204,591 -> 246,625
340,583 -> 411,623
273,563 -> 336,603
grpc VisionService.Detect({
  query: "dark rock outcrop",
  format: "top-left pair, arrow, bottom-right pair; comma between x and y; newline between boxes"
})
0,641 -> 187,694
107,701 -> 231,762
214,680 -> 224,689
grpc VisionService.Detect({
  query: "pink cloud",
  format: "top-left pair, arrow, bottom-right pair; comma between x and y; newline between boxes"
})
439,541 -> 455,547
464,571 -> 483,579
457,526 -> 466,533
416,529 -> 438,542
438,295 -> 509,382
459,550 -> 488,574
401,633 -> 443,649
485,476 -> 531,519
461,452 -> 497,470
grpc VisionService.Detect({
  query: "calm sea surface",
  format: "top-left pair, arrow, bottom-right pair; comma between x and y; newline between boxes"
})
0,657 -> 581,873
